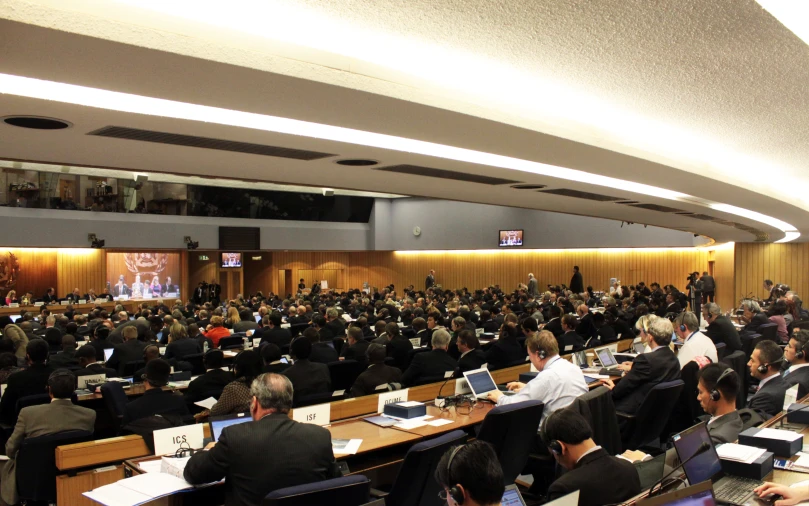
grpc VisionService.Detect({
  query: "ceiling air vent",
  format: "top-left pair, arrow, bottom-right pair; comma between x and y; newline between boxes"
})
614,200 -> 640,204
88,126 -> 336,160
510,184 -> 547,190
538,188 -> 622,202
627,203 -> 687,213
375,164 -> 519,185
688,214 -> 720,221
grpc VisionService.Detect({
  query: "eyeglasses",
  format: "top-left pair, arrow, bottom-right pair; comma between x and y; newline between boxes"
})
438,489 -> 450,501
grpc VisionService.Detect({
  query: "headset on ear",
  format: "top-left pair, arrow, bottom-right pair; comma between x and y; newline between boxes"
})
758,357 -> 784,375
796,339 -> 805,360
709,368 -> 735,401
446,445 -> 465,505
680,324 -> 687,333
539,411 -> 563,454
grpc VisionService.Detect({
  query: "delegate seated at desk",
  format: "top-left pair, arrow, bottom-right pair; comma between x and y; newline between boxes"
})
783,329 -> 809,397
0,340 -> 54,425
402,329 -> 457,386
121,359 -> 189,427
350,343 -> 402,397
74,345 -> 117,377
184,373 -> 337,506
184,350 -> 232,403
542,410 -> 640,506
747,340 -> 788,419
434,440 -> 505,506
674,311 -> 718,368
1,369 -> 96,505
696,363 -> 744,444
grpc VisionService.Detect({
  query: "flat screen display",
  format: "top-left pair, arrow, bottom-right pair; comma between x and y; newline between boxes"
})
221,253 -> 242,268
498,230 -> 524,247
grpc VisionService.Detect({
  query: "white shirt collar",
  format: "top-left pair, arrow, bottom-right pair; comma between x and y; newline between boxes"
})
788,363 -> 809,373
575,445 -> 602,464
460,350 -> 471,359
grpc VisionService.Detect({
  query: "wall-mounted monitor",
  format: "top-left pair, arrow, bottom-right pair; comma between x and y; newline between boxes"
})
498,230 -> 524,247
221,253 -> 242,268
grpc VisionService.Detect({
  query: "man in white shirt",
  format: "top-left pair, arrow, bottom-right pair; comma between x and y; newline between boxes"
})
674,311 -> 717,368
487,330 -> 587,423
783,329 -> 809,395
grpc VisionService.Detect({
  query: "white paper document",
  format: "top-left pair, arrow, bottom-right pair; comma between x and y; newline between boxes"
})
83,472 -> 194,506
716,443 -> 766,464
137,460 -> 163,474
397,401 -> 424,408
426,419 -> 454,427
394,419 -> 429,430
756,428 -> 802,441
194,397 -> 217,410
332,438 -> 362,455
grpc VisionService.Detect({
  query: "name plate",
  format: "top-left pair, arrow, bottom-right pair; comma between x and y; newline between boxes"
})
454,378 -> 471,395
34,302 -> 43,307
281,323 -> 291,329
165,293 -> 178,298
9,303 -> 18,308
377,388 -> 409,413
409,338 -> 421,348
153,423 -> 205,456
159,347 -> 167,356
292,402 -> 331,426
78,300 -> 86,304
77,374 -> 106,389
61,301 -> 70,306
252,338 -> 261,348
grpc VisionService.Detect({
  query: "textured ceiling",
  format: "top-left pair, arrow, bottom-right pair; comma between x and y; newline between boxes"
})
0,0 -> 808,243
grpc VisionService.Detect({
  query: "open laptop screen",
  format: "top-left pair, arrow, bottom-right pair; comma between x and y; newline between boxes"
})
500,484 -> 526,506
464,368 -> 497,396
103,348 -> 114,362
671,423 -> 722,485
210,413 -> 252,442
596,347 -> 616,367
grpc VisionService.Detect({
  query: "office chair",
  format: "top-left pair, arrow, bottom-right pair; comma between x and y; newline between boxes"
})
218,336 -> 243,350
16,430 -> 94,503
404,348 -> 429,370
476,400 -> 544,484
293,391 -> 343,408
758,323 -> 778,343
722,350 -> 748,409
122,360 -> 145,377
327,360 -> 364,391
371,429 -> 467,506
617,379 -> 684,451
714,342 -> 728,361
184,353 -> 205,375
262,475 -> 371,506
100,382 -> 129,434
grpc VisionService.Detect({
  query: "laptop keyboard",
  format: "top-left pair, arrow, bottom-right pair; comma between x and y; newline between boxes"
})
715,476 -> 762,505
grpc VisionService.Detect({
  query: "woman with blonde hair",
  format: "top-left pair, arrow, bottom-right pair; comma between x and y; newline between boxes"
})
164,322 -> 201,360
225,306 -> 240,329
4,290 -> 16,306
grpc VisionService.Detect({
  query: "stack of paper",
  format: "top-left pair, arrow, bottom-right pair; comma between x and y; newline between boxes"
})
83,473 -> 194,506
716,443 -> 767,464
755,428 -> 803,442
160,456 -> 191,479
332,439 -> 362,455
194,397 -> 217,410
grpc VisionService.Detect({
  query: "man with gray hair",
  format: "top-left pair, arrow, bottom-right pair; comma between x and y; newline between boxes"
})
184,373 -> 336,505
401,328 -> 457,386
673,311 -> 717,368
741,299 -> 770,335
601,318 -> 681,415
703,303 -> 742,352
527,273 -> 539,297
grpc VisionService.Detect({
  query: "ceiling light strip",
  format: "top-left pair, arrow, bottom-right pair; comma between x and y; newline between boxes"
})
0,73 -> 798,241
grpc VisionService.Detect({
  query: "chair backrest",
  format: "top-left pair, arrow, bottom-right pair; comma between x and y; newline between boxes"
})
759,323 -> 778,343
15,393 -> 50,419
737,408 -> 766,430
99,381 -> 129,432
714,342 -> 728,361
573,386 -> 622,455
17,430 -> 94,501
405,347 -> 430,370
184,353 -> 205,375
262,475 -> 371,506
293,391 -> 342,408
386,429 -> 467,506
290,323 -> 310,337
327,360 -> 364,391
624,380 -> 684,450
665,362 -> 704,437
476,400 -> 544,484
218,336 -> 243,350
123,359 -> 145,377
723,350 -> 749,409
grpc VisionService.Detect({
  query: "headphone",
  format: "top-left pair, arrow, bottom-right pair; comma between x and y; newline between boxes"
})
757,357 -> 784,375
796,338 -> 806,360
446,444 -> 466,505
709,368 -> 735,401
680,324 -> 687,333
539,411 -> 563,454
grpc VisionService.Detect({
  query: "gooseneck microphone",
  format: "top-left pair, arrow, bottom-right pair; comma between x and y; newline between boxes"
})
648,441 -> 711,497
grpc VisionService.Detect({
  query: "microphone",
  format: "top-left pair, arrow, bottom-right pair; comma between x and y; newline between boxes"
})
783,402 -> 809,426
647,442 -> 711,497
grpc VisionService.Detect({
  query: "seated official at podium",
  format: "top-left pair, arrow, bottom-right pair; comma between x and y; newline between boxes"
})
184,373 -> 337,506
434,441 -> 505,506
542,409 -> 640,506
697,364 -> 743,444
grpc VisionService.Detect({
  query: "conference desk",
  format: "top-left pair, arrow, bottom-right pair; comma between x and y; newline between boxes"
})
0,299 -> 162,317
58,338 -> 635,506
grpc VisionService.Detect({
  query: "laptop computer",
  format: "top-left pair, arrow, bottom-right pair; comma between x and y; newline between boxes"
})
672,422 -> 763,505
593,346 -> 623,376
103,348 -> 114,363
636,480 -> 716,506
209,412 -> 253,442
463,367 -> 514,400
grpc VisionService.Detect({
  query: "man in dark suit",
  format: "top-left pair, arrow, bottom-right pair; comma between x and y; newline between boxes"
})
457,330 -> 486,373
434,441 -> 505,506
747,340 -> 788,419
208,280 -> 222,306
194,282 -> 207,305
184,350 -> 233,402
350,343 -> 402,397
282,338 -> 331,398
558,315 -> 585,353
703,303 -> 742,352
386,325 -> 414,371
233,309 -> 259,334
601,317 -> 681,415
340,327 -> 369,365
304,327 -> 338,364
485,318 -> 525,370
402,329 -> 457,386
65,288 -> 82,304
569,266 -> 584,294
697,364 -> 744,444
542,306 -> 564,338
106,325 -> 149,375
784,330 -> 809,397
74,345 -> 118,377
122,359 -> 189,426
325,308 -> 346,338
543,410 -> 640,506
49,334 -> 79,368
426,269 -> 435,290
575,304 -> 597,342
527,273 -> 539,298
184,373 -> 337,506
312,315 -> 336,344
655,293 -> 682,317
259,314 -> 292,348
261,344 -> 290,375
740,300 -> 770,335
0,340 -> 54,425
42,287 -> 56,304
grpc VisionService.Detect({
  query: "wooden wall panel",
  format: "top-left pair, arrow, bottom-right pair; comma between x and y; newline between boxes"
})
105,252 -> 182,290
0,248 -> 57,299
56,249 -> 106,296
712,243 -> 735,311
735,243 -> 809,304
243,253 -> 273,297
188,252 -> 218,292
272,252 -> 350,293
